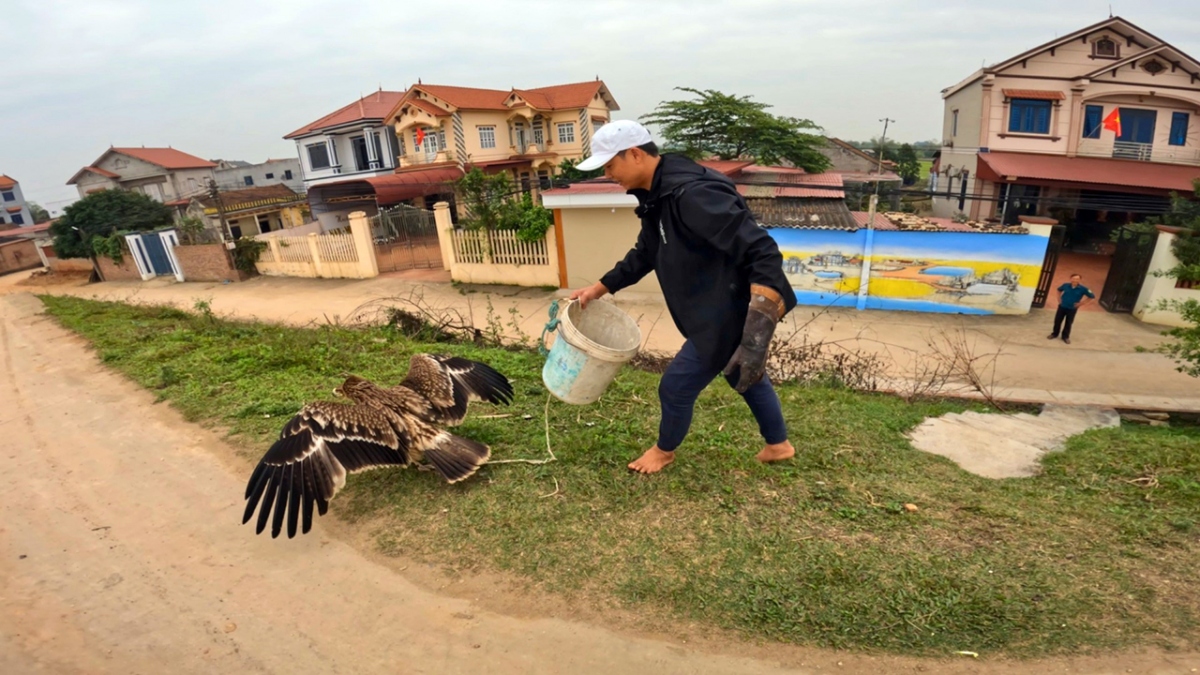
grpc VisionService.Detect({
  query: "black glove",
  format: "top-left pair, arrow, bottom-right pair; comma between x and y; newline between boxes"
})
723,284 -> 785,393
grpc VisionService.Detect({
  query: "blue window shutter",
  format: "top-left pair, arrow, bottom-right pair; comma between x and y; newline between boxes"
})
1034,102 -> 1051,134
1083,105 -> 1103,139
1170,112 -> 1189,146
1009,102 -> 1023,132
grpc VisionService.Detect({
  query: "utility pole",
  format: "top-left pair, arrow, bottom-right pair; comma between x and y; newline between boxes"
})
873,118 -> 896,200
208,178 -> 233,242
860,117 -> 894,312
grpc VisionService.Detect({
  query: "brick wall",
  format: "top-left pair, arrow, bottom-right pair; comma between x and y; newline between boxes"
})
96,254 -> 144,281
48,257 -> 96,273
0,240 -> 41,275
174,243 -> 246,282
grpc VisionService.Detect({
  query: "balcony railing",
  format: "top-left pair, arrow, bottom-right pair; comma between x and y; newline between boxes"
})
1077,138 -> 1200,166
398,150 -> 453,168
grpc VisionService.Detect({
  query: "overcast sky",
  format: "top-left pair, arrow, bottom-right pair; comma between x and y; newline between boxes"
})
4,0 -> 1199,215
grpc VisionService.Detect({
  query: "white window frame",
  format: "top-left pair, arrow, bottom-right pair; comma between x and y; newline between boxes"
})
478,125 -> 497,149
557,122 -> 575,144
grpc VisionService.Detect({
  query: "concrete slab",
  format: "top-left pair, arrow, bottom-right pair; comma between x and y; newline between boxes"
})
907,405 -> 1120,479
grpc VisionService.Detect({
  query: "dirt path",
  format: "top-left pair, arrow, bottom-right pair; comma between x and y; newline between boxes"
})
0,290 -> 1196,674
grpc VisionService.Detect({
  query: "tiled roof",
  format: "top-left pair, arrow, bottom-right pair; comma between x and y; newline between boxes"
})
825,138 -> 899,169
738,184 -> 847,199
976,151 -> 1200,192
6,206 -> 23,213
413,85 -> 511,110
404,98 -> 451,117
513,81 -> 605,110
112,147 -> 216,169
698,159 -> 756,175
836,170 -> 903,183
1001,89 -> 1066,100
84,166 -> 120,178
0,175 -> 16,189
364,166 -> 464,206
198,184 -> 301,211
284,90 -> 407,139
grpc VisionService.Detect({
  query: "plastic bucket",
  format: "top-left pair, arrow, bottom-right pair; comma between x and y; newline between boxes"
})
541,299 -> 641,405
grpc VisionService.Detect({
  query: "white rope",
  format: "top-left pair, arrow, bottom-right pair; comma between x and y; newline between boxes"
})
486,392 -> 557,466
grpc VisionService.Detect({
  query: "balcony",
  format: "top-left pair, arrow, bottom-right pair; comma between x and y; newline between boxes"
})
398,150 -> 454,168
1077,138 -> 1200,166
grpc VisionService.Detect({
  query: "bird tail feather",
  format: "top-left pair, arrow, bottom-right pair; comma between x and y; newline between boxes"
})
424,433 -> 491,484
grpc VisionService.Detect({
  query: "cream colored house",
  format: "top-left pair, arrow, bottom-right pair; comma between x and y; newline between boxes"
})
934,16 -> 1200,241
390,80 -> 618,190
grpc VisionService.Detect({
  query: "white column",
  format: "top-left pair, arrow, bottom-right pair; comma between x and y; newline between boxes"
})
325,135 -> 340,174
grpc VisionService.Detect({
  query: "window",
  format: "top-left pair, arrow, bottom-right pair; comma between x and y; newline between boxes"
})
1,191 -> 13,202
229,222 -> 242,239
951,110 -> 959,137
538,170 -> 550,189
479,125 -> 496,149
1093,37 -> 1118,59
265,173 -> 275,179
284,170 -> 293,180
257,214 -> 272,234
351,136 -> 371,171
244,176 -> 254,186
11,214 -> 24,225
1170,112 -> 1190,146
307,143 -> 331,170
1008,99 -> 1052,134
557,122 -> 575,144
0,216 -> 5,224
1083,105 -> 1104,139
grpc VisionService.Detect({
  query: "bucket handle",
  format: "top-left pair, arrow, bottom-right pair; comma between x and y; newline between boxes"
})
539,299 -> 565,356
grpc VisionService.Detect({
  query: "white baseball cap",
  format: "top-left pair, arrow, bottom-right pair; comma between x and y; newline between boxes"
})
575,119 -> 654,171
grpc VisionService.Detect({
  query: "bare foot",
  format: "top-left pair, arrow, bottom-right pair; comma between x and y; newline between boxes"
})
628,446 -> 675,474
756,441 -> 795,463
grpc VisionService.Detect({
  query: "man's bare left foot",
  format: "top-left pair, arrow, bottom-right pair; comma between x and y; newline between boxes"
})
756,441 -> 795,463
628,446 -> 675,474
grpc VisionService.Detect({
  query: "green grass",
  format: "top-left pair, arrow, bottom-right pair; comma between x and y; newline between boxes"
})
40,295 -> 1200,658
918,159 -> 933,177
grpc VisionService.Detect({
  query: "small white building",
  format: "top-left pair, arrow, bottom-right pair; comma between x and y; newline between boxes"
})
0,175 -> 34,228
213,158 -> 305,194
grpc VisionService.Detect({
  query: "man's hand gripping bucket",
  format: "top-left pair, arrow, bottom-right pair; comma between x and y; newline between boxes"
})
540,298 -> 641,405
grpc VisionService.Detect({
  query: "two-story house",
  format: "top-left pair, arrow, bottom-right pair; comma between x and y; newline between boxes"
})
66,147 -> 218,206
0,175 -> 34,228
213,158 -> 305,194
283,89 -> 408,228
290,80 -> 618,228
934,16 -> 1200,258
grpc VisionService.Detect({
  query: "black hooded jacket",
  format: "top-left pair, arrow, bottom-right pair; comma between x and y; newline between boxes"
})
599,154 -> 798,371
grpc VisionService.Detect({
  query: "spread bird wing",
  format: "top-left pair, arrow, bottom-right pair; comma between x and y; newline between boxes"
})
242,401 -> 410,539
396,353 -> 514,425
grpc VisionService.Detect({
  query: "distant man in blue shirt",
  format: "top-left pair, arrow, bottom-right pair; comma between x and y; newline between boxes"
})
1047,274 -> 1095,345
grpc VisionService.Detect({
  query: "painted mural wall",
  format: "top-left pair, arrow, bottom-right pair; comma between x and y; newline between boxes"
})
768,227 -> 1051,315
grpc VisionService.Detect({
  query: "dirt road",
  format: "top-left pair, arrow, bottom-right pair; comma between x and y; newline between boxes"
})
1,291 -> 1196,674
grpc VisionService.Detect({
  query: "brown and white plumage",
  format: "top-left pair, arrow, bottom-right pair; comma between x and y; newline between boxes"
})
242,354 -> 514,538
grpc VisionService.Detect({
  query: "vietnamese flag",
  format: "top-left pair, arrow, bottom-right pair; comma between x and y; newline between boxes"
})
415,127 -> 426,146
1102,107 -> 1122,137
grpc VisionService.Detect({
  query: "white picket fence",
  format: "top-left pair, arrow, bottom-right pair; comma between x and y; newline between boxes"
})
256,220 -> 375,280
451,229 -> 549,266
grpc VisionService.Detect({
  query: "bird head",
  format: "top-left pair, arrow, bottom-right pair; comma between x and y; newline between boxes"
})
335,374 -> 372,402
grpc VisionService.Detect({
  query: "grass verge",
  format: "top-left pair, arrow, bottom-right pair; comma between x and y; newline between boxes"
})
40,295 -> 1200,658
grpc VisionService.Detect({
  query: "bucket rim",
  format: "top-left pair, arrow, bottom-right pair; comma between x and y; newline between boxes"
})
560,299 -> 641,359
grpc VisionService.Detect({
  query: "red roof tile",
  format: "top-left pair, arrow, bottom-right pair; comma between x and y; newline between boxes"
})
6,206 -> 23,214
112,148 -> 216,169
1001,89 -> 1066,100
403,98 -> 451,117
0,175 -> 16,189
85,166 -> 120,178
698,159 -> 755,175
284,90 -> 407,139
363,167 -> 464,206
412,85 -> 511,110
513,81 -> 606,110
977,151 -> 1200,193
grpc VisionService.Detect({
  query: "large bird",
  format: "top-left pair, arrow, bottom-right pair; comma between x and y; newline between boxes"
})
242,354 -> 514,539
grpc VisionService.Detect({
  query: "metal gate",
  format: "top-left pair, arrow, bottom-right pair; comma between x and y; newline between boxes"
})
1099,226 -> 1159,313
1032,224 -> 1068,309
371,205 -> 441,272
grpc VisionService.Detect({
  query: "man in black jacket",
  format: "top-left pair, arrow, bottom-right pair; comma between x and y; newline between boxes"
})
569,120 -> 798,474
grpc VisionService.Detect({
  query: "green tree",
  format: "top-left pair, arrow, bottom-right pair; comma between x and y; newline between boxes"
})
558,158 -> 602,182
640,87 -> 830,172
896,143 -> 921,185
455,168 -> 553,242
27,202 -> 51,223
50,189 -> 173,259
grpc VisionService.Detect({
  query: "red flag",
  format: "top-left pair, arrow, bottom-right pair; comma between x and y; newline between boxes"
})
1102,107 -> 1122,137
415,127 -> 426,146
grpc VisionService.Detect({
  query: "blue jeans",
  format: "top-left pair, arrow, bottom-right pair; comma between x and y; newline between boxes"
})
657,341 -> 789,451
